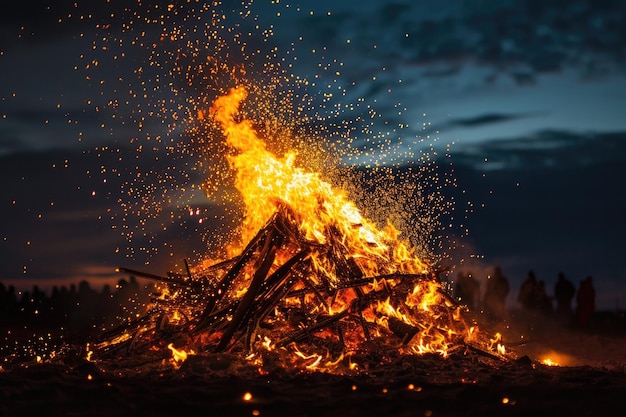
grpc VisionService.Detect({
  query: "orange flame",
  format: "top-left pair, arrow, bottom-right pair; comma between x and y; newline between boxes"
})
196,87 -> 499,362
208,86 -> 429,281
168,343 -> 194,365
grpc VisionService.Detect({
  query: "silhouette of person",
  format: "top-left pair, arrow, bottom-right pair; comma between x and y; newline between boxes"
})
576,276 -> 596,327
535,280 -> 553,315
518,270 -> 538,311
554,272 -> 575,321
483,266 -> 510,320
454,271 -> 480,311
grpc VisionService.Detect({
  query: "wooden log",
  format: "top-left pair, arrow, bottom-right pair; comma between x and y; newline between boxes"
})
116,267 -> 199,288
349,287 -> 390,312
95,312 -> 154,342
352,286 -> 371,340
190,250 -> 307,335
348,273 -> 433,287
326,224 -> 364,282
190,302 -> 239,334
196,213 -> 278,324
465,342 -> 509,362
215,226 -> 284,352
204,256 -> 239,271
276,310 -> 350,347
273,203 -> 306,244
243,262 -> 308,352
298,273 -> 330,308
255,250 -> 309,302
243,251 -> 310,326
387,316 -> 419,344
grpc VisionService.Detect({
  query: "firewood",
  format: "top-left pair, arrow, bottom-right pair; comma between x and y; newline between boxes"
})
196,214 -> 277,324
215,226 -> 284,352
98,203 -> 501,369
277,310 -> 350,347
246,252 -> 310,325
387,316 -> 419,344
116,267 -> 199,288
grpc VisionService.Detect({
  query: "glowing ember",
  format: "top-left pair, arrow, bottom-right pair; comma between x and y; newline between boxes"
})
541,358 -> 560,367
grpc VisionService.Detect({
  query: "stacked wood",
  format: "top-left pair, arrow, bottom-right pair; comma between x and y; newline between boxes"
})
93,204 -> 507,368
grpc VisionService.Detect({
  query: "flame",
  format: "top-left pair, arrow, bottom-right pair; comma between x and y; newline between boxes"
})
538,350 -> 576,367
208,86 -> 429,279
488,332 -> 507,356
87,86 -> 509,372
541,358 -> 560,367
201,86 -> 487,360
168,343 -> 194,365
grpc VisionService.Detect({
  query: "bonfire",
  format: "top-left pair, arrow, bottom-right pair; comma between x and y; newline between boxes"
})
93,87 -> 507,373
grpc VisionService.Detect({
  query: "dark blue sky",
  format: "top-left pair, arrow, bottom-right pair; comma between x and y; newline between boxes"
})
1,0 -> 625,310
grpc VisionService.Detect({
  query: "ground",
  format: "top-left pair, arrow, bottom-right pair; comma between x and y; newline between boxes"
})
1,310 -> 625,417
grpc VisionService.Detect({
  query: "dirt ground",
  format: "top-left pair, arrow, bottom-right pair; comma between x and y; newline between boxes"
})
1,311 -> 625,417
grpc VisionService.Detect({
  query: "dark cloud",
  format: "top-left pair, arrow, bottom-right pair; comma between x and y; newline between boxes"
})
452,129 -> 626,169
448,112 -> 542,128
291,0 -> 626,83
0,126 -> 27,154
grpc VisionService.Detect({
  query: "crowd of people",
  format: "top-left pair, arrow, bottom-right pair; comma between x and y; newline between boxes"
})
453,267 -> 597,327
0,268 -> 600,334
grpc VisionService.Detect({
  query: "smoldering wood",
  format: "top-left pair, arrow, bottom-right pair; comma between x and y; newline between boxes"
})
464,342 -> 507,361
387,316 -> 420,344
96,314 -> 154,343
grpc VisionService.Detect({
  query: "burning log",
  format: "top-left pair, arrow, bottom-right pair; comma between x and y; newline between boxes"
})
387,316 -> 420,344
197,217 -> 272,321
99,202 -> 506,370
277,310 -> 350,347
90,87 -> 512,372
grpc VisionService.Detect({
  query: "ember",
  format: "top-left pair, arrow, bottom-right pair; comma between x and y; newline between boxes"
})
91,87 -> 507,373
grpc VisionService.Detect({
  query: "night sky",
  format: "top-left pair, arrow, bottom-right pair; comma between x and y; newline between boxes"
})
1,0 -> 625,310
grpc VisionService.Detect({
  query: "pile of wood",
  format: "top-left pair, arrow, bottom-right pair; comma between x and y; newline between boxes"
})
94,203 -> 505,369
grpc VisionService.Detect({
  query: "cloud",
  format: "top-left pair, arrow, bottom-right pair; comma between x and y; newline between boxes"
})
450,129 -> 626,170
447,113 -> 540,128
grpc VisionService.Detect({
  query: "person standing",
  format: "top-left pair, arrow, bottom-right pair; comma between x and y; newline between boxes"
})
518,270 -> 538,311
554,272 -> 576,322
576,276 -> 596,327
536,280 -> 553,315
